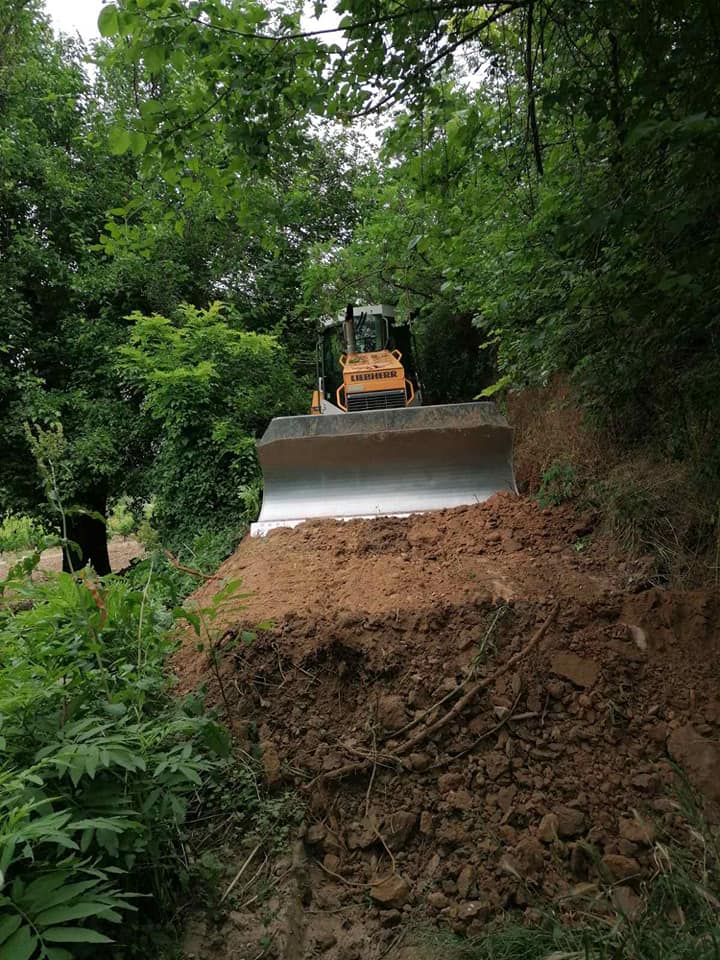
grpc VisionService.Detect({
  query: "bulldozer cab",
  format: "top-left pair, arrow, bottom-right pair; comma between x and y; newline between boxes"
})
317,305 -> 418,407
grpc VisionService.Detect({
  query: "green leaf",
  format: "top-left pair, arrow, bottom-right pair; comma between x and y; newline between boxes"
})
129,131 -> 148,155
97,4 -> 119,37
46,950 -> 73,960
202,721 -> 230,758
476,374 -> 512,398
36,902 -> 115,926
21,872 -> 68,909
43,927 -> 113,944
109,126 -> 132,156
31,880 -> 101,913
144,45 -> 165,73
174,607 -> 200,635
0,916 -> 21,947
0,925 -> 37,960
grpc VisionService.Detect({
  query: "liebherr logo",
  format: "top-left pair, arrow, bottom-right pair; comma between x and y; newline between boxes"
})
350,371 -> 397,382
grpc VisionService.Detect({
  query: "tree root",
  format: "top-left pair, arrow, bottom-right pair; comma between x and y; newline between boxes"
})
306,600 -> 559,788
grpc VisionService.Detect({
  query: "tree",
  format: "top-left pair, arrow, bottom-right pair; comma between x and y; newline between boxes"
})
118,302 -> 305,548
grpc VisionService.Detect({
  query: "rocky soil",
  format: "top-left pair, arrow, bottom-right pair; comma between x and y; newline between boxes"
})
174,494 -> 720,960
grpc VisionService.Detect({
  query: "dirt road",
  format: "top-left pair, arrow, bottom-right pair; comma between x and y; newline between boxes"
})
0,537 -> 143,579
175,495 -> 720,960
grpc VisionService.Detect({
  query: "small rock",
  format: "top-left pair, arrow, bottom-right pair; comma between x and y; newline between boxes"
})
550,653 -> 600,689
538,813 -> 559,843
625,624 -> 647,651
485,752 -> 510,780
377,695 -> 407,731
314,932 -> 337,952
456,864 -> 475,898
632,770 -> 660,789
546,680 -> 565,699
427,891 -> 449,910
260,740 -> 282,787
618,816 -> 656,846
497,785 -> 517,813
385,811 -> 417,851
513,837 -> 545,874
347,819 -> 376,850
424,854 -> 441,879
371,874 -> 411,909
570,515 -> 596,538
601,854 -> 641,882
447,789 -> 473,811
667,724 -> 720,804
555,806 -> 586,838
409,752 -> 430,771
457,901 -> 489,922
323,853 -> 340,872
419,811 -> 434,836
612,886 -> 643,919
305,823 -> 326,845
438,771 -> 464,794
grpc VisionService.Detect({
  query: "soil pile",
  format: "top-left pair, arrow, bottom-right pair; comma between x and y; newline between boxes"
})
175,495 -> 720,960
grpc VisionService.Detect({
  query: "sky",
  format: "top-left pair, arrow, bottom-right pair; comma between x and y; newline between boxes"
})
45,0 -> 339,43
45,0 -> 103,41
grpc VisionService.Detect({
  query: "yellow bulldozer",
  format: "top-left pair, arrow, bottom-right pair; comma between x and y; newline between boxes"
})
251,304 -> 516,535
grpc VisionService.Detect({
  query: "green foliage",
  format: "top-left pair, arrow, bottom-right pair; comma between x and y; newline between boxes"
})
119,301 -> 304,548
536,461 -> 578,508
0,556 -> 229,958
0,514 -> 46,554
107,498 -> 136,538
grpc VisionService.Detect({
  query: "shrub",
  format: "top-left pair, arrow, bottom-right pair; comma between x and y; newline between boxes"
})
536,460 -> 578,508
0,512 -> 46,554
0,557 -> 230,957
107,497 -> 137,538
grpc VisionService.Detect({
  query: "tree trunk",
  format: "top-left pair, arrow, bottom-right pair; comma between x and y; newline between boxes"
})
62,488 -> 111,576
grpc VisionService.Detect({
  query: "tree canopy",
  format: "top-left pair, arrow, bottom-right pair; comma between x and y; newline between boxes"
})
1,0 -> 718,569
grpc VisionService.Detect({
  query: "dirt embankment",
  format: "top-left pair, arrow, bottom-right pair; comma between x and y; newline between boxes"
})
175,495 -> 720,960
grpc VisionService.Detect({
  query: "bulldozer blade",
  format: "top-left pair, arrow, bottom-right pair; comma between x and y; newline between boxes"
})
250,402 -> 517,536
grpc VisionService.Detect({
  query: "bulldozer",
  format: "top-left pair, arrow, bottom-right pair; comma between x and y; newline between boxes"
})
250,305 -> 516,535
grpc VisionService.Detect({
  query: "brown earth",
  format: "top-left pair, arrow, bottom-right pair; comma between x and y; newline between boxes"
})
174,495 -> 720,960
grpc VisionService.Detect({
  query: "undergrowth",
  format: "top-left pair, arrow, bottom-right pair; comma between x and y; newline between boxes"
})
0,543 -> 245,959
510,381 -> 720,586
0,512 -> 47,554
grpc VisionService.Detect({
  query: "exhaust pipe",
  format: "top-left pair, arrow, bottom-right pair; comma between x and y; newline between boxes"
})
343,303 -> 357,354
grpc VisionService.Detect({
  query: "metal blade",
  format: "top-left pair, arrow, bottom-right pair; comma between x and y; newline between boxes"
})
251,402 -> 516,536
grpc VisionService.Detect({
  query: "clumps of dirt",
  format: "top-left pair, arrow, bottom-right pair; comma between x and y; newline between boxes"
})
174,496 -> 720,960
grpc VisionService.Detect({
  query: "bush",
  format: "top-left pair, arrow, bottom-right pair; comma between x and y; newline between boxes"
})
0,556 -> 230,957
119,301 -> 305,549
536,460 -> 578,508
0,512 -> 46,553
107,497 -> 137,538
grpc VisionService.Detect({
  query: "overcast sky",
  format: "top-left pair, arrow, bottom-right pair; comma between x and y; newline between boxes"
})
45,0 -> 103,41
45,0 -> 338,43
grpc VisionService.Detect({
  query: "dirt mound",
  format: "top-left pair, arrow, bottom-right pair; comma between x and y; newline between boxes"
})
174,496 -> 720,959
